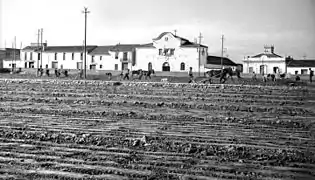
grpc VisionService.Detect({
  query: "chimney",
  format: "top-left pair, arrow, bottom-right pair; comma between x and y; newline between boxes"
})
271,45 -> 274,54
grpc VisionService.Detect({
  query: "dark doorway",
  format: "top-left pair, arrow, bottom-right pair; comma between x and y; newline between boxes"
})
162,62 -> 170,72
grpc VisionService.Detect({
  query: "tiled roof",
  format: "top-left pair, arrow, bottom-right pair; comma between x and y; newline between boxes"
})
89,46 -> 114,55
181,41 -> 208,48
251,53 -> 282,58
44,46 -> 97,53
23,46 -> 97,53
206,56 -> 237,66
287,60 -> 315,67
109,44 -> 142,52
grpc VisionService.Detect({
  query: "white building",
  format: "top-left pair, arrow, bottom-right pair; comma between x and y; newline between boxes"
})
286,58 -> 315,75
134,32 -> 208,72
243,46 -> 286,74
14,43 -> 97,70
7,32 -> 208,73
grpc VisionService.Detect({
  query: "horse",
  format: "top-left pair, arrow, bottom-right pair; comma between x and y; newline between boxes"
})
142,69 -> 155,80
204,68 -> 240,84
205,68 -> 230,84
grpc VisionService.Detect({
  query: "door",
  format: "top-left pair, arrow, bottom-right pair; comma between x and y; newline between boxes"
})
29,62 -> 34,68
24,62 -> 27,68
162,62 -> 170,72
52,62 -> 58,69
122,63 -> 128,70
148,62 -> 152,71
90,64 -> 96,70
260,65 -> 264,75
77,62 -> 82,69
248,67 -> 253,73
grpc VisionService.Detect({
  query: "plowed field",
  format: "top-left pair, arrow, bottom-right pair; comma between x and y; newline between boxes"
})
0,79 -> 314,180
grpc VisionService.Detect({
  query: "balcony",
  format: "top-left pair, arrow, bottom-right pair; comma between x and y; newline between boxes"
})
120,58 -> 132,63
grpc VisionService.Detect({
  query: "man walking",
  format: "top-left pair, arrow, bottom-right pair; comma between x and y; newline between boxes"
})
309,68 -> 314,83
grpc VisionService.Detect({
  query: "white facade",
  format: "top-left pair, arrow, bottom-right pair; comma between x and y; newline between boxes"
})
243,46 -> 286,74
134,32 -> 208,72
13,32 -> 208,73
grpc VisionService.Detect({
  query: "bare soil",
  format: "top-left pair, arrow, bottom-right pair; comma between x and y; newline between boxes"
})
0,78 -> 314,180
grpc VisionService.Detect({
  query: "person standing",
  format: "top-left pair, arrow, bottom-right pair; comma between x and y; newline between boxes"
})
188,67 -> 194,83
123,69 -> 130,80
309,68 -> 314,83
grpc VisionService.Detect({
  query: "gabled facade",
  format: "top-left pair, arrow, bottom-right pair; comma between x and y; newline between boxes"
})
243,46 -> 286,74
134,32 -> 208,72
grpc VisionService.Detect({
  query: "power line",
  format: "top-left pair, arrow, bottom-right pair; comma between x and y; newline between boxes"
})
82,7 -> 90,79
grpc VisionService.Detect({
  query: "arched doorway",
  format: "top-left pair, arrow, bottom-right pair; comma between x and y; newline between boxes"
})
162,62 -> 170,72
148,62 -> 152,70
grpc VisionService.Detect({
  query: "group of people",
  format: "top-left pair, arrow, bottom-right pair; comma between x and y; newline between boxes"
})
251,68 -> 314,83
37,66 -> 69,78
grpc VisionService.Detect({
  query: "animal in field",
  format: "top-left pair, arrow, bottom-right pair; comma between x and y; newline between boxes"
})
142,69 -> 155,80
161,78 -> 168,82
205,68 -> 241,84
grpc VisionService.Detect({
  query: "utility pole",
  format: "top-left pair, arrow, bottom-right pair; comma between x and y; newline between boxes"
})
82,7 -> 90,79
40,28 -> 43,68
220,35 -> 224,73
37,29 -> 40,76
14,36 -> 16,71
198,32 -> 203,77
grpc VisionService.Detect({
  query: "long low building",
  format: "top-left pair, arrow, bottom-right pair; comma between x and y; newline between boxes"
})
4,32 -> 209,73
286,59 -> 315,75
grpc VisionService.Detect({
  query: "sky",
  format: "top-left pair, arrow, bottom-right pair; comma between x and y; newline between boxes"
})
0,0 -> 315,63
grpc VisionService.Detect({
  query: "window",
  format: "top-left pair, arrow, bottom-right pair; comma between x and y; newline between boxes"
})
180,62 -> 185,70
46,64 -> 48,68
115,64 -> 118,70
165,37 -> 168,41
63,53 -> 66,60
72,53 -> 74,60
148,62 -> 152,70
295,71 -> 298,75
115,52 -> 119,59
60,65 -> 63,69
159,49 -> 163,55
100,56 -> 102,61
80,53 -> 83,60
54,53 -> 57,60
38,53 -> 40,60
164,49 -> 169,55
9,64 -> 11,67
123,52 -> 128,60
92,55 -> 95,63
100,65 -> 103,69
24,52 -> 27,60
30,52 -> 33,60
301,69 -> 308,75
170,49 -> 175,55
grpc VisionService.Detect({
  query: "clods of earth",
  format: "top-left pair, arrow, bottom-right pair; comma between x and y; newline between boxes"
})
0,79 -> 314,180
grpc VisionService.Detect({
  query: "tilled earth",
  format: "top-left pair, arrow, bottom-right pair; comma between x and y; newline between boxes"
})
0,79 -> 314,180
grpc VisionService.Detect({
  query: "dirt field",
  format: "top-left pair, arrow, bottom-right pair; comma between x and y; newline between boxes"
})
0,78 -> 314,180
